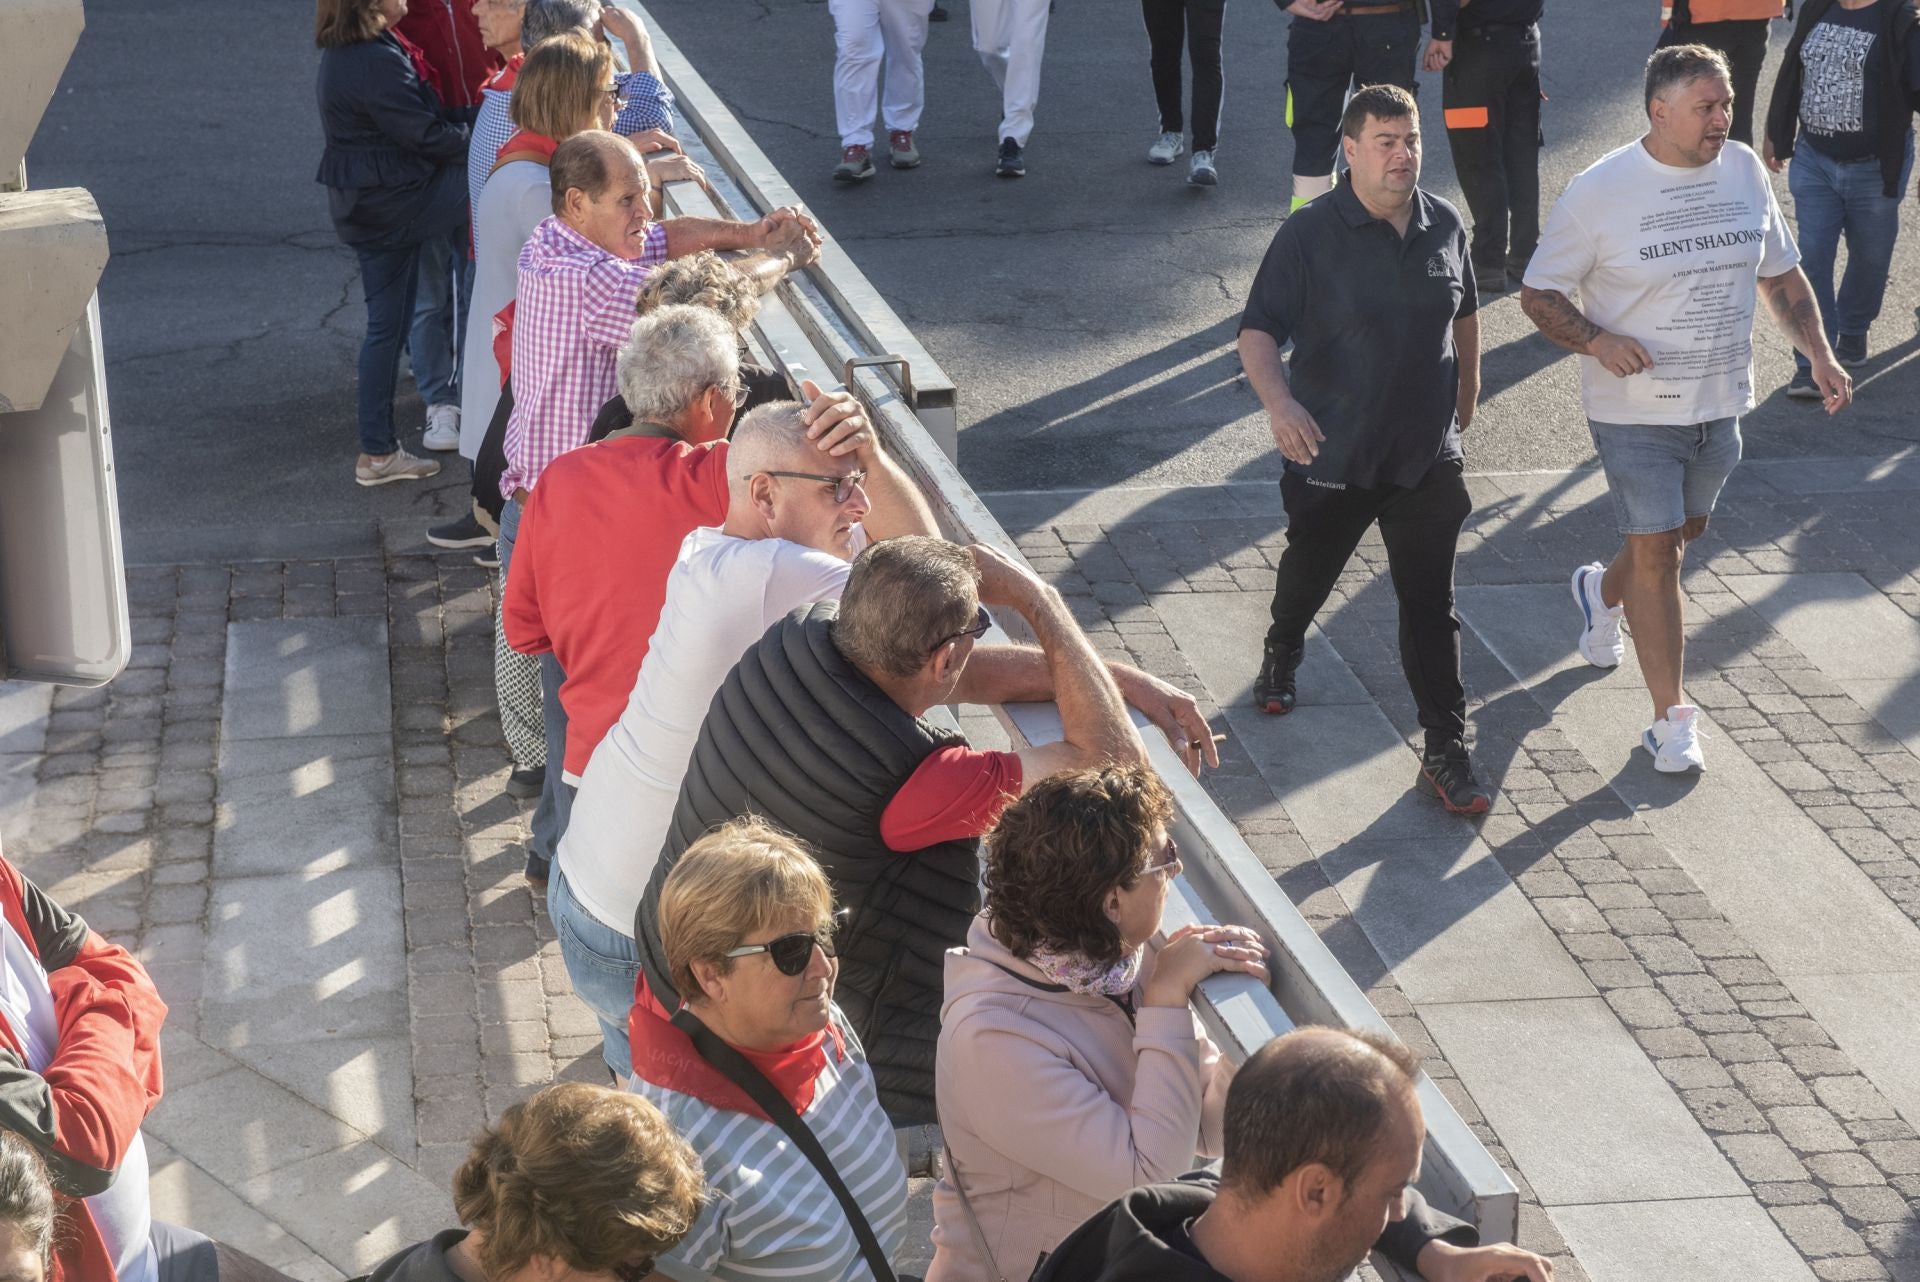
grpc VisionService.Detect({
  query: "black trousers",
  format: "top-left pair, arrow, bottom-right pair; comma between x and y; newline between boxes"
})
1659,18 -> 1770,146
1143,0 -> 1227,151
1286,11 -> 1420,178
1443,24 -> 1542,282
1268,457 -> 1472,751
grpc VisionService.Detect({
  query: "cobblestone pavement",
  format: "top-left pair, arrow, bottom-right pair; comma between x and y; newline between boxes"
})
0,456 -> 1917,1278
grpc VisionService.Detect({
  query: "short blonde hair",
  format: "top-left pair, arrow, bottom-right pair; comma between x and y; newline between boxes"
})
660,817 -> 836,1002
637,251 -> 763,330
510,31 -> 611,141
452,1083 -> 703,1277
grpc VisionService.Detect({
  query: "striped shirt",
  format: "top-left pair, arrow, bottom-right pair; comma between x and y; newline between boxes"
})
469,65 -> 676,220
631,1009 -> 911,1282
498,214 -> 669,497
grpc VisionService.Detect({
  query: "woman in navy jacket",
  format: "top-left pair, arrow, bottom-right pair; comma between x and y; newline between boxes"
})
316,0 -> 470,487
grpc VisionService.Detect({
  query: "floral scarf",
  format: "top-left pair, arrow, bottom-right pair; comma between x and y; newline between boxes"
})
1027,945 -> 1143,997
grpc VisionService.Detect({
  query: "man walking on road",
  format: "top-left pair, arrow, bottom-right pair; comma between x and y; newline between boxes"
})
1283,0 -> 1424,212
1425,0 -> 1544,294
973,0 -> 1053,175
1238,85 -> 1493,816
1658,0 -> 1786,146
830,0 -> 935,181
1520,45 -> 1849,774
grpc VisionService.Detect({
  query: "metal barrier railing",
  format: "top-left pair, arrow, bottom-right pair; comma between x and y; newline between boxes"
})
636,7 -> 1519,1255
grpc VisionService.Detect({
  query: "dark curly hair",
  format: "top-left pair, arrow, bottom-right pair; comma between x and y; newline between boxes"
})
983,765 -> 1174,964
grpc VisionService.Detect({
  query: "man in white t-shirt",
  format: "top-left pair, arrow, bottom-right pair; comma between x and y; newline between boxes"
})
1520,43 -> 1850,774
551,394 -> 939,1077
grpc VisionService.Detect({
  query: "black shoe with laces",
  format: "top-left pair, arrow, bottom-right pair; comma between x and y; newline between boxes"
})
505,765 -> 544,799
427,512 -> 494,550
1417,740 -> 1493,815
1252,639 -> 1303,715
995,137 -> 1025,177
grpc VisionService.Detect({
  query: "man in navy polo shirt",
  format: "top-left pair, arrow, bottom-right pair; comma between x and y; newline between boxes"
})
1237,83 -> 1492,815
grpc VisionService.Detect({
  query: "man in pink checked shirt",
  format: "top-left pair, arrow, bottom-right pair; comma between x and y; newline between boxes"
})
497,128 -> 819,886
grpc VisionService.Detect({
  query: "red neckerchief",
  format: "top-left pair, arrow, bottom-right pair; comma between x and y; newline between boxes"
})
388,28 -> 445,104
495,128 -> 559,169
628,976 -> 842,1122
491,300 -> 514,386
484,51 -> 524,93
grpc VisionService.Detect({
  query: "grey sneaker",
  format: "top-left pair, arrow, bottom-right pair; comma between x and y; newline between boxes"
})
833,145 -> 875,183
888,130 -> 921,169
355,448 -> 440,487
1187,149 -> 1217,186
1148,131 -> 1184,165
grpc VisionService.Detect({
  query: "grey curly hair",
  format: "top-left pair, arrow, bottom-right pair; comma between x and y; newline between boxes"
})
617,304 -> 741,425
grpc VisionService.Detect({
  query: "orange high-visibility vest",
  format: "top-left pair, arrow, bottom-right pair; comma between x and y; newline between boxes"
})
1662,0 -> 1787,23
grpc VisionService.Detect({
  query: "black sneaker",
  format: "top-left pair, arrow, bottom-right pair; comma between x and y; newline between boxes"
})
995,138 -> 1025,177
473,544 -> 501,570
1252,639 -> 1303,715
1417,741 -> 1493,815
1834,332 -> 1868,368
930,2 -> 948,17
525,849 -> 551,887
427,512 -> 493,550
1786,368 -> 1822,400
505,765 -> 544,799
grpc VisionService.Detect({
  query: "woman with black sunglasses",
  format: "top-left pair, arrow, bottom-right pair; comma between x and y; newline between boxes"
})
627,818 -> 911,1282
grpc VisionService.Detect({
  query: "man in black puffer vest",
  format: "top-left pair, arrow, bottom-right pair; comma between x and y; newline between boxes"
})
632,536 -> 1221,1125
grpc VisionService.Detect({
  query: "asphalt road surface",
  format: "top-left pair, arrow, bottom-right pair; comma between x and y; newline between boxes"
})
26,0 -> 1920,538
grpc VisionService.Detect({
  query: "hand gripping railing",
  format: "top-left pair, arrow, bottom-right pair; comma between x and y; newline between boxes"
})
634,6 -> 1519,1258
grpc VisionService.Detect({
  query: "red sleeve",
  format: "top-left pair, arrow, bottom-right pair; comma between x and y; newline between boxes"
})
40,942 -> 166,1176
879,746 -> 1023,852
501,486 -> 552,655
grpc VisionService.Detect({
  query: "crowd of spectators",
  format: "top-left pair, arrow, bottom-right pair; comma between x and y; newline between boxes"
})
4,2 -> 1912,1282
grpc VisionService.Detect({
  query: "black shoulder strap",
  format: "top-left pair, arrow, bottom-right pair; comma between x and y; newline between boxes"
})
671,1009 -> 898,1282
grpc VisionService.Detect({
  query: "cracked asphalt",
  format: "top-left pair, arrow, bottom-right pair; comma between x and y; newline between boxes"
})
22,0 -> 1920,539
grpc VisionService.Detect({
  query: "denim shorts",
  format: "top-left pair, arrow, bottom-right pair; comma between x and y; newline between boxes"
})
1588,417 -> 1742,536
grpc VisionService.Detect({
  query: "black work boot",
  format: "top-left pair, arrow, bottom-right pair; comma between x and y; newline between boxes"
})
1417,740 -> 1494,815
1253,639 -> 1303,715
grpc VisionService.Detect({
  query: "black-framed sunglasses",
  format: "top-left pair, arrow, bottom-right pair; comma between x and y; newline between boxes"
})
762,468 -> 867,504
930,603 -> 992,654
724,911 -> 846,976
599,84 -> 631,111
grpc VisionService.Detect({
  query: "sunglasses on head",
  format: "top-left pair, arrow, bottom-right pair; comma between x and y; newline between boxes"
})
723,911 -> 846,976
929,603 -> 992,654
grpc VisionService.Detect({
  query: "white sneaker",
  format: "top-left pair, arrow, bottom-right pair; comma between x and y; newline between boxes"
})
1187,149 -> 1218,186
1643,704 -> 1706,773
422,403 -> 460,452
1148,131 -> 1184,165
1572,561 -> 1624,668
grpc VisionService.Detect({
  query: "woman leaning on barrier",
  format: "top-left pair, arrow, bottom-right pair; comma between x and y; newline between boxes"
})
628,818 -> 912,1282
316,0 -> 471,487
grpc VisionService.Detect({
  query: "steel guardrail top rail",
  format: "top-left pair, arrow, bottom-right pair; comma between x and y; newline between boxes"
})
636,10 -> 1518,1253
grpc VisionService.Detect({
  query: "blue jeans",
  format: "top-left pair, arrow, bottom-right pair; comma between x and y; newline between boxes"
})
1788,134 -> 1914,371
498,498 -> 573,868
350,243 -> 422,456
410,230 -> 472,408
549,865 -> 639,1080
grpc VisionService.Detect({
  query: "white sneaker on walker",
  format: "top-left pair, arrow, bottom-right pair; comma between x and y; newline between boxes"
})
1572,561 -> 1624,667
1148,131 -> 1184,165
423,403 -> 460,452
1643,704 -> 1705,773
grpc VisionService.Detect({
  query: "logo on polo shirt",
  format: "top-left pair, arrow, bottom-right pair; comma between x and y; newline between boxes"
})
1304,477 -> 1348,490
1426,253 -> 1450,278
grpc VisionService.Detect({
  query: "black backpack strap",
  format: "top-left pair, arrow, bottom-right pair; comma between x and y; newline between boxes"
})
671,1008 -> 899,1282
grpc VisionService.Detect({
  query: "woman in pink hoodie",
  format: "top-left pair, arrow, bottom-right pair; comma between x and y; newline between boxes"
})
928,765 -> 1270,1282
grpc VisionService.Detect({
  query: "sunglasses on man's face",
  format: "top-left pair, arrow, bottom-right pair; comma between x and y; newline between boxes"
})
929,603 -> 992,655
723,914 -> 845,976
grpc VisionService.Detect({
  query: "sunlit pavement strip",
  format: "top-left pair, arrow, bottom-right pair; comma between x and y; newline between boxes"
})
0,458 -> 1915,1279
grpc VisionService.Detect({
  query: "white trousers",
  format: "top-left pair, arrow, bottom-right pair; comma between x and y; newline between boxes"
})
830,0 -> 934,148
970,0 -> 1050,146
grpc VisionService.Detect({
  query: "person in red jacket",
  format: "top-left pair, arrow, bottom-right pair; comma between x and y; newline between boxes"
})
0,853 -> 288,1282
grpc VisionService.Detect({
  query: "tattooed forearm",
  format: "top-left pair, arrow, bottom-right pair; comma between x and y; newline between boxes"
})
1761,273 -> 1826,359
1519,287 -> 1602,354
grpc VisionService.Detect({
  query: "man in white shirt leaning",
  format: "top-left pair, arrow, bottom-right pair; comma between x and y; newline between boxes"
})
1519,43 -> 1850,775
551,388 -> 939,1077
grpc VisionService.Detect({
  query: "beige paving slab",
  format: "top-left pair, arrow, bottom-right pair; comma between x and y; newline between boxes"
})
144,1061 -> 363,1187
1551,1196 -> 1816,1281
1456,583 -> 1644,692
228,1034 -> 418,1164
0,680 -> 50,754
1722,572 -> 1920,681
222,617 -> 392,741
1840,677 -> 1920,757
1790,972 -> 1920,1130
1320,836 -> 1594,1005
146,1137 -> 346,1282
1155,589 -> 1371,709
213,733 -> 397,877
1422,997 -> 1747,1206
232,1142 -> 452,1276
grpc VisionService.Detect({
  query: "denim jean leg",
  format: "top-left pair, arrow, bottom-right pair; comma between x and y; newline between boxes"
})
352,243 -> 423,457
1833,134 -> 1913,339
410,233 -> 458,408
536,652 -> 573,866
1788,146 -> 1845,373
549,867 -> 639,1079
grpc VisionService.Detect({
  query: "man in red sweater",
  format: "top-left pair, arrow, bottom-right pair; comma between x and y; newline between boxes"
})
501,304 -> 877,883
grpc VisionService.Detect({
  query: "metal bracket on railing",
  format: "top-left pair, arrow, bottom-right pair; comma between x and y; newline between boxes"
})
843,354 -> 915,409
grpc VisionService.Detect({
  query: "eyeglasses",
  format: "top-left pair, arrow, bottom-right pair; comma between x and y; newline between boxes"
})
762,468 -> 868,504
714,378 -> 749,409
929,604 -> 992,654
599,85 -> 630,111
724,915 -> 844,976
1141,836 -> 1182,880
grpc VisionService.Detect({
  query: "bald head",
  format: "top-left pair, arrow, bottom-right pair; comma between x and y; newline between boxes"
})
550,130 -> 643,216
1220,1026 -> 1421,1199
